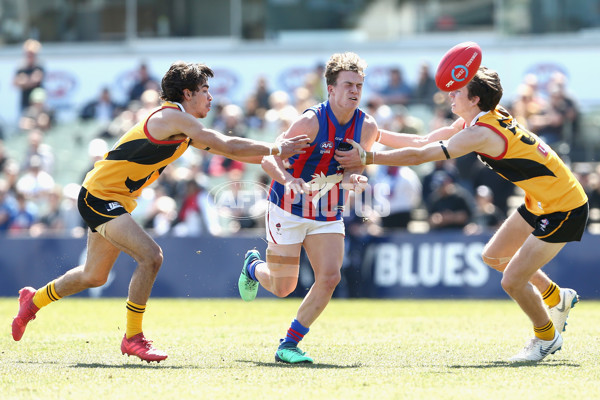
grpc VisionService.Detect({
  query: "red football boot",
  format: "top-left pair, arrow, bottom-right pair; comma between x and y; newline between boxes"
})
12,287 -> 40,341
121,333 -> 168,363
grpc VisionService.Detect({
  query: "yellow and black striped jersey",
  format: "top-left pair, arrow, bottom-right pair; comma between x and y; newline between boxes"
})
474,106 -> 587,215
82,102 -> 190,213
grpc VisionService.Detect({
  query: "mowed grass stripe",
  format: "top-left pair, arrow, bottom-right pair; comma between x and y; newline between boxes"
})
1,298 -> 599,400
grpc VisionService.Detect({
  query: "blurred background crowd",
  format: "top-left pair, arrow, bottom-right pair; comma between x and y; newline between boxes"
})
1,0 -> 600,240
2,36 -> 600,241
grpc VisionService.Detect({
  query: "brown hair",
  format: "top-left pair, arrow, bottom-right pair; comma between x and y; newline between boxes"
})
466,66 -> 503,111
160,61 -> 214,103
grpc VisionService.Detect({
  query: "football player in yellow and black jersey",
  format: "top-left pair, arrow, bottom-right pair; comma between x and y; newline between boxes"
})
11,61 -> 309,362
336,66 -> 588,363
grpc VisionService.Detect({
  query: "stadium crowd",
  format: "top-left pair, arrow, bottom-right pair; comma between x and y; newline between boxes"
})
1,39 -> 599,239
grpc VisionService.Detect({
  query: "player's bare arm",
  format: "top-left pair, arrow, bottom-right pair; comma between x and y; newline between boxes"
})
336,117 -> 465,169
377,117 -> 464,148
147,108 -> 309,160
342,124 -> 504,167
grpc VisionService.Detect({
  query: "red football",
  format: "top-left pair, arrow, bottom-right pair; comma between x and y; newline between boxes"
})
435,41 -> 482,92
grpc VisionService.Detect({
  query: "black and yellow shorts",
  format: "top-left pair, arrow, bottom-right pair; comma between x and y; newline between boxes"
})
78,186 -> 128,232
518,202 -> 589,243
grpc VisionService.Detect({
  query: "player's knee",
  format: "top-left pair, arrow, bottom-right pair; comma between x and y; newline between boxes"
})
82,271 -> 109,288
316,269 -> 342,291
271,283 -> 297,298
140,246 -> 164,274
500,272 -> 522,295
481,253 -> 510,272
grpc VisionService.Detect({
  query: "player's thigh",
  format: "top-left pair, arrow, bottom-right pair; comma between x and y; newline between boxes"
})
303,233 -> 344,278
266,242 -> 303,291
103,213 -> 161,264
81,230 -> 121,281
504,235 -> 565,284
483,209 -> 532,259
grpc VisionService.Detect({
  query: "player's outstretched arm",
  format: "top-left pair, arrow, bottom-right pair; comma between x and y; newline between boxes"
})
158,110 -> 310,160
378,119 -> 463,148
339,125 -> 500,167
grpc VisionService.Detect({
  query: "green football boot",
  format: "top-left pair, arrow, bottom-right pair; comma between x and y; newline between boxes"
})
238,249 -> 260,302
275,340 -> 313,364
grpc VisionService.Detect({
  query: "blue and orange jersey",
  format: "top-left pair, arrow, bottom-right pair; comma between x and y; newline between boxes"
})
268,101 -> 365,221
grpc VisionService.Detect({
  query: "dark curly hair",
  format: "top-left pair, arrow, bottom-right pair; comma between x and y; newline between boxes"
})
160,61 -> 214,103
466,66 -> 503,112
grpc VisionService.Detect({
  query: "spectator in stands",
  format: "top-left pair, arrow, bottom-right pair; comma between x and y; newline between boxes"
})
128,62 -> 159,103
389,105 -> 424,136
426,171 -> 473,230
421,160 -> 460,208
105,101 -> 140,139
509,74 -> 547,130
471,159 -> 515,217
16,155 -> 55,206
208,104 -> 247,178
0,179 -> 15,233
375,165 -> 422,230
534,77 -> 579,150
80,86 -> 123,128
464,185 -> 505,235
251,76 -> 272,110
243,94 -> 266,131
365,95 -> 393,130
0,139 -> 10,173
412,62 -> 438,107
2,160 -> 20,198
21,129 -> 54,174
10,60 -> 309,364
135,89 -> 162,122
80,138 -> 109,181
19,87 -> 54,133
303,63 -> 327,103
263,90 -> 299,136
30,185 -> 64,236
13,39 -> 45,114
293,86 -> 318,115
379,67 -> 413,106
171,177 -> 217,237
9,191 -> 36,235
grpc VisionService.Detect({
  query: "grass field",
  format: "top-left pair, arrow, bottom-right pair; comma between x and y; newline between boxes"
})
1,297 -> 599,400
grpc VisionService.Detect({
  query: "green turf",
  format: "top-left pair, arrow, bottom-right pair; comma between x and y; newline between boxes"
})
1,298 -> 599,400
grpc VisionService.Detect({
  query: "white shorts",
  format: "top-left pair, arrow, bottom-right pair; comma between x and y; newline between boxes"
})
265,203 -> 345,245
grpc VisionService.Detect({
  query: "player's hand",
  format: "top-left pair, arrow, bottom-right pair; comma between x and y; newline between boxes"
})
341,173 -> 368,194
276,135 -> 310,159
335,139 -> 366,168
284,177 -> 310,196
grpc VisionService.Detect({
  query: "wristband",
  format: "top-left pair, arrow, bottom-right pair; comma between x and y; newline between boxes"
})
439,141 -> 451,160
360,149 -> 367,165
276,142 -> 283,156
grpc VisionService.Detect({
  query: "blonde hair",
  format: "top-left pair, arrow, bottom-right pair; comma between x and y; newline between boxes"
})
324,52 -> 367,86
